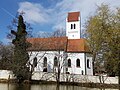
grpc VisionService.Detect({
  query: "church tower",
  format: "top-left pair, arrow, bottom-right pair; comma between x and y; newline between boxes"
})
66,12 -> 81,39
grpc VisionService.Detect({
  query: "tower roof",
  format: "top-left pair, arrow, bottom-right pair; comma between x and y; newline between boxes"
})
67,12 -> 80,22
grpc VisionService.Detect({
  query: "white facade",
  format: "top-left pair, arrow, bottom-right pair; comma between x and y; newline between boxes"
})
29,51 -> 65,73
66,53 -> 93,75
86,53 -> 93,75
66,17 -> 81,39
28,51 -> 93,75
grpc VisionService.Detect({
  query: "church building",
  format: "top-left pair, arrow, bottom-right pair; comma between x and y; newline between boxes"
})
27,12 -> 93,75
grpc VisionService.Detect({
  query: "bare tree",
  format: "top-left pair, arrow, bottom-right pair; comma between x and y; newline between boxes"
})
27,29 -> 68,84
0,42 -> 13,70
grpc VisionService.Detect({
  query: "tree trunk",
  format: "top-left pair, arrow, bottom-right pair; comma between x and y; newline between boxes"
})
57,64 -> 60,85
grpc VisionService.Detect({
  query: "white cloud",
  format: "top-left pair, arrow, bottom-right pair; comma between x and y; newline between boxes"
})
54,0 -> 120,30
18,2 -> 50,24
18,0 -> 120,30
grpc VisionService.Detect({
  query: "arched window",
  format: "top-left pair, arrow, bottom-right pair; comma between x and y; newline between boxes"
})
87,59 -> 90,68
68,59 -> 71,67
71,24 -> 73,29
43,57 -> 47,67
33,57 -> 37,67
54,56 -> 58,67
74,24 -> 76,29
76,59 -> 80,67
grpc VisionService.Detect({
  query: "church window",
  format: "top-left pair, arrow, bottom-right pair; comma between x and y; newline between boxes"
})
71,24 -> 73,29
87,59 -> 90,68
76,59 -> 80,67
43,57 -> 47,67
33,57 -> 37,67
68,59 -> 71,67
71,24 -> 76,29
74,24 -> 76,29
54,56 -> 58,67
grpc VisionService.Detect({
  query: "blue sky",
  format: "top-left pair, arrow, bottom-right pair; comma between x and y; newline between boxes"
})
0,0 -> 120,44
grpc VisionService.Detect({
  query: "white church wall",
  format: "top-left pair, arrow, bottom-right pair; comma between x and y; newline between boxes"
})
66,53 -> 86,75
28,51 -> 65,73
29,51 -> 46,72
28,51 -> 93,75
86,53 -> 93,75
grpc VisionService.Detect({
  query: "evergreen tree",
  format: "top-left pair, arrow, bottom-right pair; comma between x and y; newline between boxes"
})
11,15 -> 31,82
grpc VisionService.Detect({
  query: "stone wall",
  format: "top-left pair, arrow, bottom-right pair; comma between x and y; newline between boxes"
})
0,70 -> 15,80
32,71 -> 118,84
0,70 -> 118,84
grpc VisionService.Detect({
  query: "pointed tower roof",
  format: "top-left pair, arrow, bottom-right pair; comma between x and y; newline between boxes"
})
67,12 -> 80,22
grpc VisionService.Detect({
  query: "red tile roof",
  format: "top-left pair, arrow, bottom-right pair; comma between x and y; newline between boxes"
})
27,37 -> 90,52
67,39 -> 90,52
27,37 -> 68,51
67,12 -> 80,22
